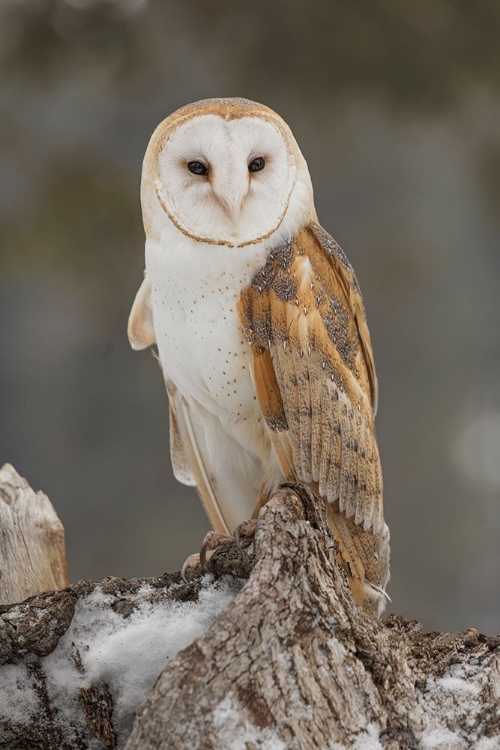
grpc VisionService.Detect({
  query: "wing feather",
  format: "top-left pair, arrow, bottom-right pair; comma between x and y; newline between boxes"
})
238,222 -> 386,548
128,275 -> 156,351
293,347 -> 313,482
166,381 -> 231,534
168,389 -> 197,487
309,223 -> 379,415
318,382 -> 332,498
128,276 -> 230,534
252,348 -> 294,479
310,361 -> 323,482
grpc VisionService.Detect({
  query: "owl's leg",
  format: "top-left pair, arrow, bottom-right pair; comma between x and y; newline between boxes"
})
250,486 -> 271,519
234,518 -> 257,548
179,414 -> 266,579
181,520 -> 257,581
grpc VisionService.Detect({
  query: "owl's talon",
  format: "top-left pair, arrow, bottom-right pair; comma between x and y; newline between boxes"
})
181,553 -> 201,582
234,519 -> 257,553
183,523 -> 256,580
199,530 -> 234,570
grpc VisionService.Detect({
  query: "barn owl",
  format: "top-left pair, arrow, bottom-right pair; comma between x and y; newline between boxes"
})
128,98 -> 390,614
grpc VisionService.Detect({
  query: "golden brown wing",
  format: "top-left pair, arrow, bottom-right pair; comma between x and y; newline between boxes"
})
238,223 -> 388,604
309,223 -> 379,416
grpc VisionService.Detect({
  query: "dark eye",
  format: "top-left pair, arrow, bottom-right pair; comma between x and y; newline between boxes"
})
187,161 -> 208,176
248,157 -> 265,173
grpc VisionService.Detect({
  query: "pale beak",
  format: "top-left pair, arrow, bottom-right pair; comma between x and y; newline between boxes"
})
217,195 -> 246,225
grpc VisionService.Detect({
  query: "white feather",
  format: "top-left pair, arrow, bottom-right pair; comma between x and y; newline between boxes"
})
179,399 -> 230,534
156,115 -> 300,247
141,107 -> 313,531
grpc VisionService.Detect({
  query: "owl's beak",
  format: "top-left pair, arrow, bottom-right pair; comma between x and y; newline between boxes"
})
216,194 -> 246,225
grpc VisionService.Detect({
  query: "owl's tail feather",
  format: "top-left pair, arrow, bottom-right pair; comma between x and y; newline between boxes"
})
178,399 -> 231,535
324,499 -> 390,616
254,481 -> 390,616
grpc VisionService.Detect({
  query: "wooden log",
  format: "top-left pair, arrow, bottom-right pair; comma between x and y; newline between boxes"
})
0,463 -> 69,605
125,485 -> 500,749
0,473 -> 498,749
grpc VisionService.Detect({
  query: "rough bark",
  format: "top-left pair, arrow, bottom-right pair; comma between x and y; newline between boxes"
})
0,571 -> 225,748
125,486 -> 500,750
0,464 -> 69,606
0,472 -> 498,749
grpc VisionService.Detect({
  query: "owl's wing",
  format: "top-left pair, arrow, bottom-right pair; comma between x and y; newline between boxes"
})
238,222 -> 384,541
128,276 -> 229,534
128,275 -> 156,351
128,276 -> 194,485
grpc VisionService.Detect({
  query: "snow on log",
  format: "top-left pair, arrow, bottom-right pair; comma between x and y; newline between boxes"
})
0,471 -> 499,749
0,573 -> 244,747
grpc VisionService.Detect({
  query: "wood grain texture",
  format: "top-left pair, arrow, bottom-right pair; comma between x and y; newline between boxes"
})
0,463 -> 69,606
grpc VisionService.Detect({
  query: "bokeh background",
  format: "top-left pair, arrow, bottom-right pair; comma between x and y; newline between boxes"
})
1,0 -> 499,633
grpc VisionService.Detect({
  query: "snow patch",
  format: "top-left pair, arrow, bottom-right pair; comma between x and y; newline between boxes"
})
0,575 -> 240,745
211,693 -> 287,750
420,727 -> 468,749
417,660 -> 500,749
436,675 -> 480,695
0,664 -> 39,724
45,577 -> 238,731
476,738 -> 500,750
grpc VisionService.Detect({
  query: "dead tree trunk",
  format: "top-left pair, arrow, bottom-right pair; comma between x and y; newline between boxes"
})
125,486 -> 500,750
0,464 -> 69,606
0,472 -> 498,749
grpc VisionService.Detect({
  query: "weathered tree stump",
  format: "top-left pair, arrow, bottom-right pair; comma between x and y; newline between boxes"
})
0,464 -> 69,606
125,485 -> 500,750
0,471 -> 498,749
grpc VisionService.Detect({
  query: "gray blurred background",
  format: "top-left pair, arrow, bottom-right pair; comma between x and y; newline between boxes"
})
1,0 -> 499,634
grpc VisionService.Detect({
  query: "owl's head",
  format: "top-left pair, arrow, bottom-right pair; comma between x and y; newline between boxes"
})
142,98 -> 315,248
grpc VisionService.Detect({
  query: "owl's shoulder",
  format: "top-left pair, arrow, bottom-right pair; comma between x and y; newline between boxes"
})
238,221 -> 377,411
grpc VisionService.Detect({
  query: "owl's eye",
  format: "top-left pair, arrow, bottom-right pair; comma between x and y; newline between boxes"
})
187,161 -> 208,176
248,157 -> 265,173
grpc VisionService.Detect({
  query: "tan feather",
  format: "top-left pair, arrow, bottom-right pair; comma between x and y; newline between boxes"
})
238,222 -> 388,602
252,349 -> 294,480
168,403 -> 196,487
309,223 -> 379,414
127,275 -> 156,351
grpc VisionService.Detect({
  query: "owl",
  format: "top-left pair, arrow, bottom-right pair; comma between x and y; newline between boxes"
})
128,98 -> 390,614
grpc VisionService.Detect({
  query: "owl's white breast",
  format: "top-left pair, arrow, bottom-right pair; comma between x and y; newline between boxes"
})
144,168 -> 313,464
146,227 -> 271,453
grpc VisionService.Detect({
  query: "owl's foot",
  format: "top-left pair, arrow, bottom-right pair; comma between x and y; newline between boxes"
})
181,553 -> 202,581
180,531 -> 234,581
200,531 -> 234,569
233,519 -> 257,552
181,521 -> 257,581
